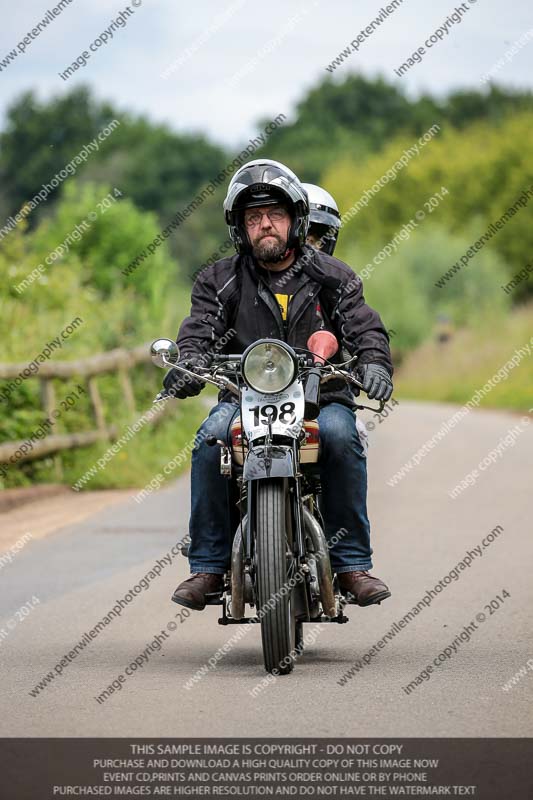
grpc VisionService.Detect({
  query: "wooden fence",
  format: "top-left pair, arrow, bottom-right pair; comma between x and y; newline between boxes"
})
0,343 -> 171,476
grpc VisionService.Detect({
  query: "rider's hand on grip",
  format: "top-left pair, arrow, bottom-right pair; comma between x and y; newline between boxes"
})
356,363 -> 393,402
163,354 -> 209,399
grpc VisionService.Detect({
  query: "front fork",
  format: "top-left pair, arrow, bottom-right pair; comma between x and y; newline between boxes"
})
219,440 -> 348,626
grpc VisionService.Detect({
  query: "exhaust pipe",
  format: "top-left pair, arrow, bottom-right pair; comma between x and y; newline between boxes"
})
230,517 -> 247,620
302,506 -> 336,617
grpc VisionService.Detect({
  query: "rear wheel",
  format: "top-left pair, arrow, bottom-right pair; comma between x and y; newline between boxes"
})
255,478 -> 296,674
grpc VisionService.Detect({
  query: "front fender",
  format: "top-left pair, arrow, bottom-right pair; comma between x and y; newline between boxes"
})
243,445 -> 295,480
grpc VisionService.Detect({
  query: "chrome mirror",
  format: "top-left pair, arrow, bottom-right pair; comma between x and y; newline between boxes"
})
150,338 -> 179,369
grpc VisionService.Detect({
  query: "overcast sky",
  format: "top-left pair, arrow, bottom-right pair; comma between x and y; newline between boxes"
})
1,0 -> 532,150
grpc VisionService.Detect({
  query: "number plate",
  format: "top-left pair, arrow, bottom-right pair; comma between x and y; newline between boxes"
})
241,380 -> 305,442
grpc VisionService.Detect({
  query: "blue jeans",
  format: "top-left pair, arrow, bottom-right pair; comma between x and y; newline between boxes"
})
187,401 -> 373,575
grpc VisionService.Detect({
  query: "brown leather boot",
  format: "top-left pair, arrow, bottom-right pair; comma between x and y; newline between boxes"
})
171,573 -> 224,610
338,571 -> 391,606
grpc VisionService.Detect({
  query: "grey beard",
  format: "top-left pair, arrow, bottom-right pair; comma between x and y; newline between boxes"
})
252,234 -> 287,263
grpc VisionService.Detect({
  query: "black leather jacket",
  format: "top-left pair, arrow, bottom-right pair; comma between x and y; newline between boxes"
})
176,245 -> 393,408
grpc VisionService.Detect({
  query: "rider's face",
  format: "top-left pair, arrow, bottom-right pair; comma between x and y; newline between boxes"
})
306,232 -> 323,249
244,204 -> 291,262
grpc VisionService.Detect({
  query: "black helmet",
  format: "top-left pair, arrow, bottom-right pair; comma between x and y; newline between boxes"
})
224,159 -> 309,255
302,183 -> 341,256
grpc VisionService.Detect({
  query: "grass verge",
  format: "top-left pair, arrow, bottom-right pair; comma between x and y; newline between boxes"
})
395,305 -> 533,412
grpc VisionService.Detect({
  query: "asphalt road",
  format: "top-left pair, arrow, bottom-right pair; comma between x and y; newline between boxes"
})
1,401 -> 532,737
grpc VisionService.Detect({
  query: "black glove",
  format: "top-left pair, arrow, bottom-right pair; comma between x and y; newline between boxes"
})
356,363 -> 393,402
163,354 -> 209,399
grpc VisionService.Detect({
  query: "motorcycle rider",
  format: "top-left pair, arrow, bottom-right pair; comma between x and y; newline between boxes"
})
302,183 -> 341,255
164,159 -> 393,611
303,182 -> 369,456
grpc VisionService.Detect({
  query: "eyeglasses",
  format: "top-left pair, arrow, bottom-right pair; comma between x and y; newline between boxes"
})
244,208 -> 288,228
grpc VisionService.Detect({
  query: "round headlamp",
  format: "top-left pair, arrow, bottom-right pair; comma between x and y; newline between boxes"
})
242,339 -> 297,394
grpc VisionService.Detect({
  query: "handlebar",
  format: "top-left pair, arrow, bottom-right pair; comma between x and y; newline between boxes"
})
210,354 -> 245,363
153,353 -> 385,412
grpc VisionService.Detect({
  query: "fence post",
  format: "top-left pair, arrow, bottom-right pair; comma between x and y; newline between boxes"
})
40,377 -> 63,480
87,377 -> 109,438
118,368 -> 136,418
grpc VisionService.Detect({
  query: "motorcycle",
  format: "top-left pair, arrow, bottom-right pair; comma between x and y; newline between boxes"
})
150,332 -> 385,675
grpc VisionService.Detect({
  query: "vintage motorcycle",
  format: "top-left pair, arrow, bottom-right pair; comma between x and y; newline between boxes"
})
151,332 -> 385,675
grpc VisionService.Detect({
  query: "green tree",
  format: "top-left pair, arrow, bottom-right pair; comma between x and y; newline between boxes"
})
92,120 -> 228,220
0,87 -> 116,219
0,87 -> 229,231
261,75 -> 415,181
259,75 -> 533,185
325,112 -> 533,299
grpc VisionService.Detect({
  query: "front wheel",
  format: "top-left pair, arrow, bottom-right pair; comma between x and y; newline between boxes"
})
295,621 -> 304,656
255,478 -> 296,675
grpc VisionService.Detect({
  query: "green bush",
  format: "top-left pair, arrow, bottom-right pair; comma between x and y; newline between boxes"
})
341,225 -> 511,358
0,181 -> 200,489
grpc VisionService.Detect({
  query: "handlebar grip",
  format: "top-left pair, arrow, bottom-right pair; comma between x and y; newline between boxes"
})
211,353 -> 242,363
304,367 -> 322,420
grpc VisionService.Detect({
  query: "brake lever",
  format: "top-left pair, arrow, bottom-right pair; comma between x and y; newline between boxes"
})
336,353 -> 359,369
154,390 -> 172,403
321,369 -> 386,413
160,354 -> 233,393
354,398 -> 386,413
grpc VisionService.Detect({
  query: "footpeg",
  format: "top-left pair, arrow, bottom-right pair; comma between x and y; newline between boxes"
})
205,593 -> 224,605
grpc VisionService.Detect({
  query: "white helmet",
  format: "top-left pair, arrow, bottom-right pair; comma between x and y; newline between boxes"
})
302,183 -> 341,255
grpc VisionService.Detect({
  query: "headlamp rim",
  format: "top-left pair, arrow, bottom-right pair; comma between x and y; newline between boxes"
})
241,338 -> 298,394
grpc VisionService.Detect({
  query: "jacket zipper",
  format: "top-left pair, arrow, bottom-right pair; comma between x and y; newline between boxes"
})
256,280 -> 285,339
287,283 -> 321,338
